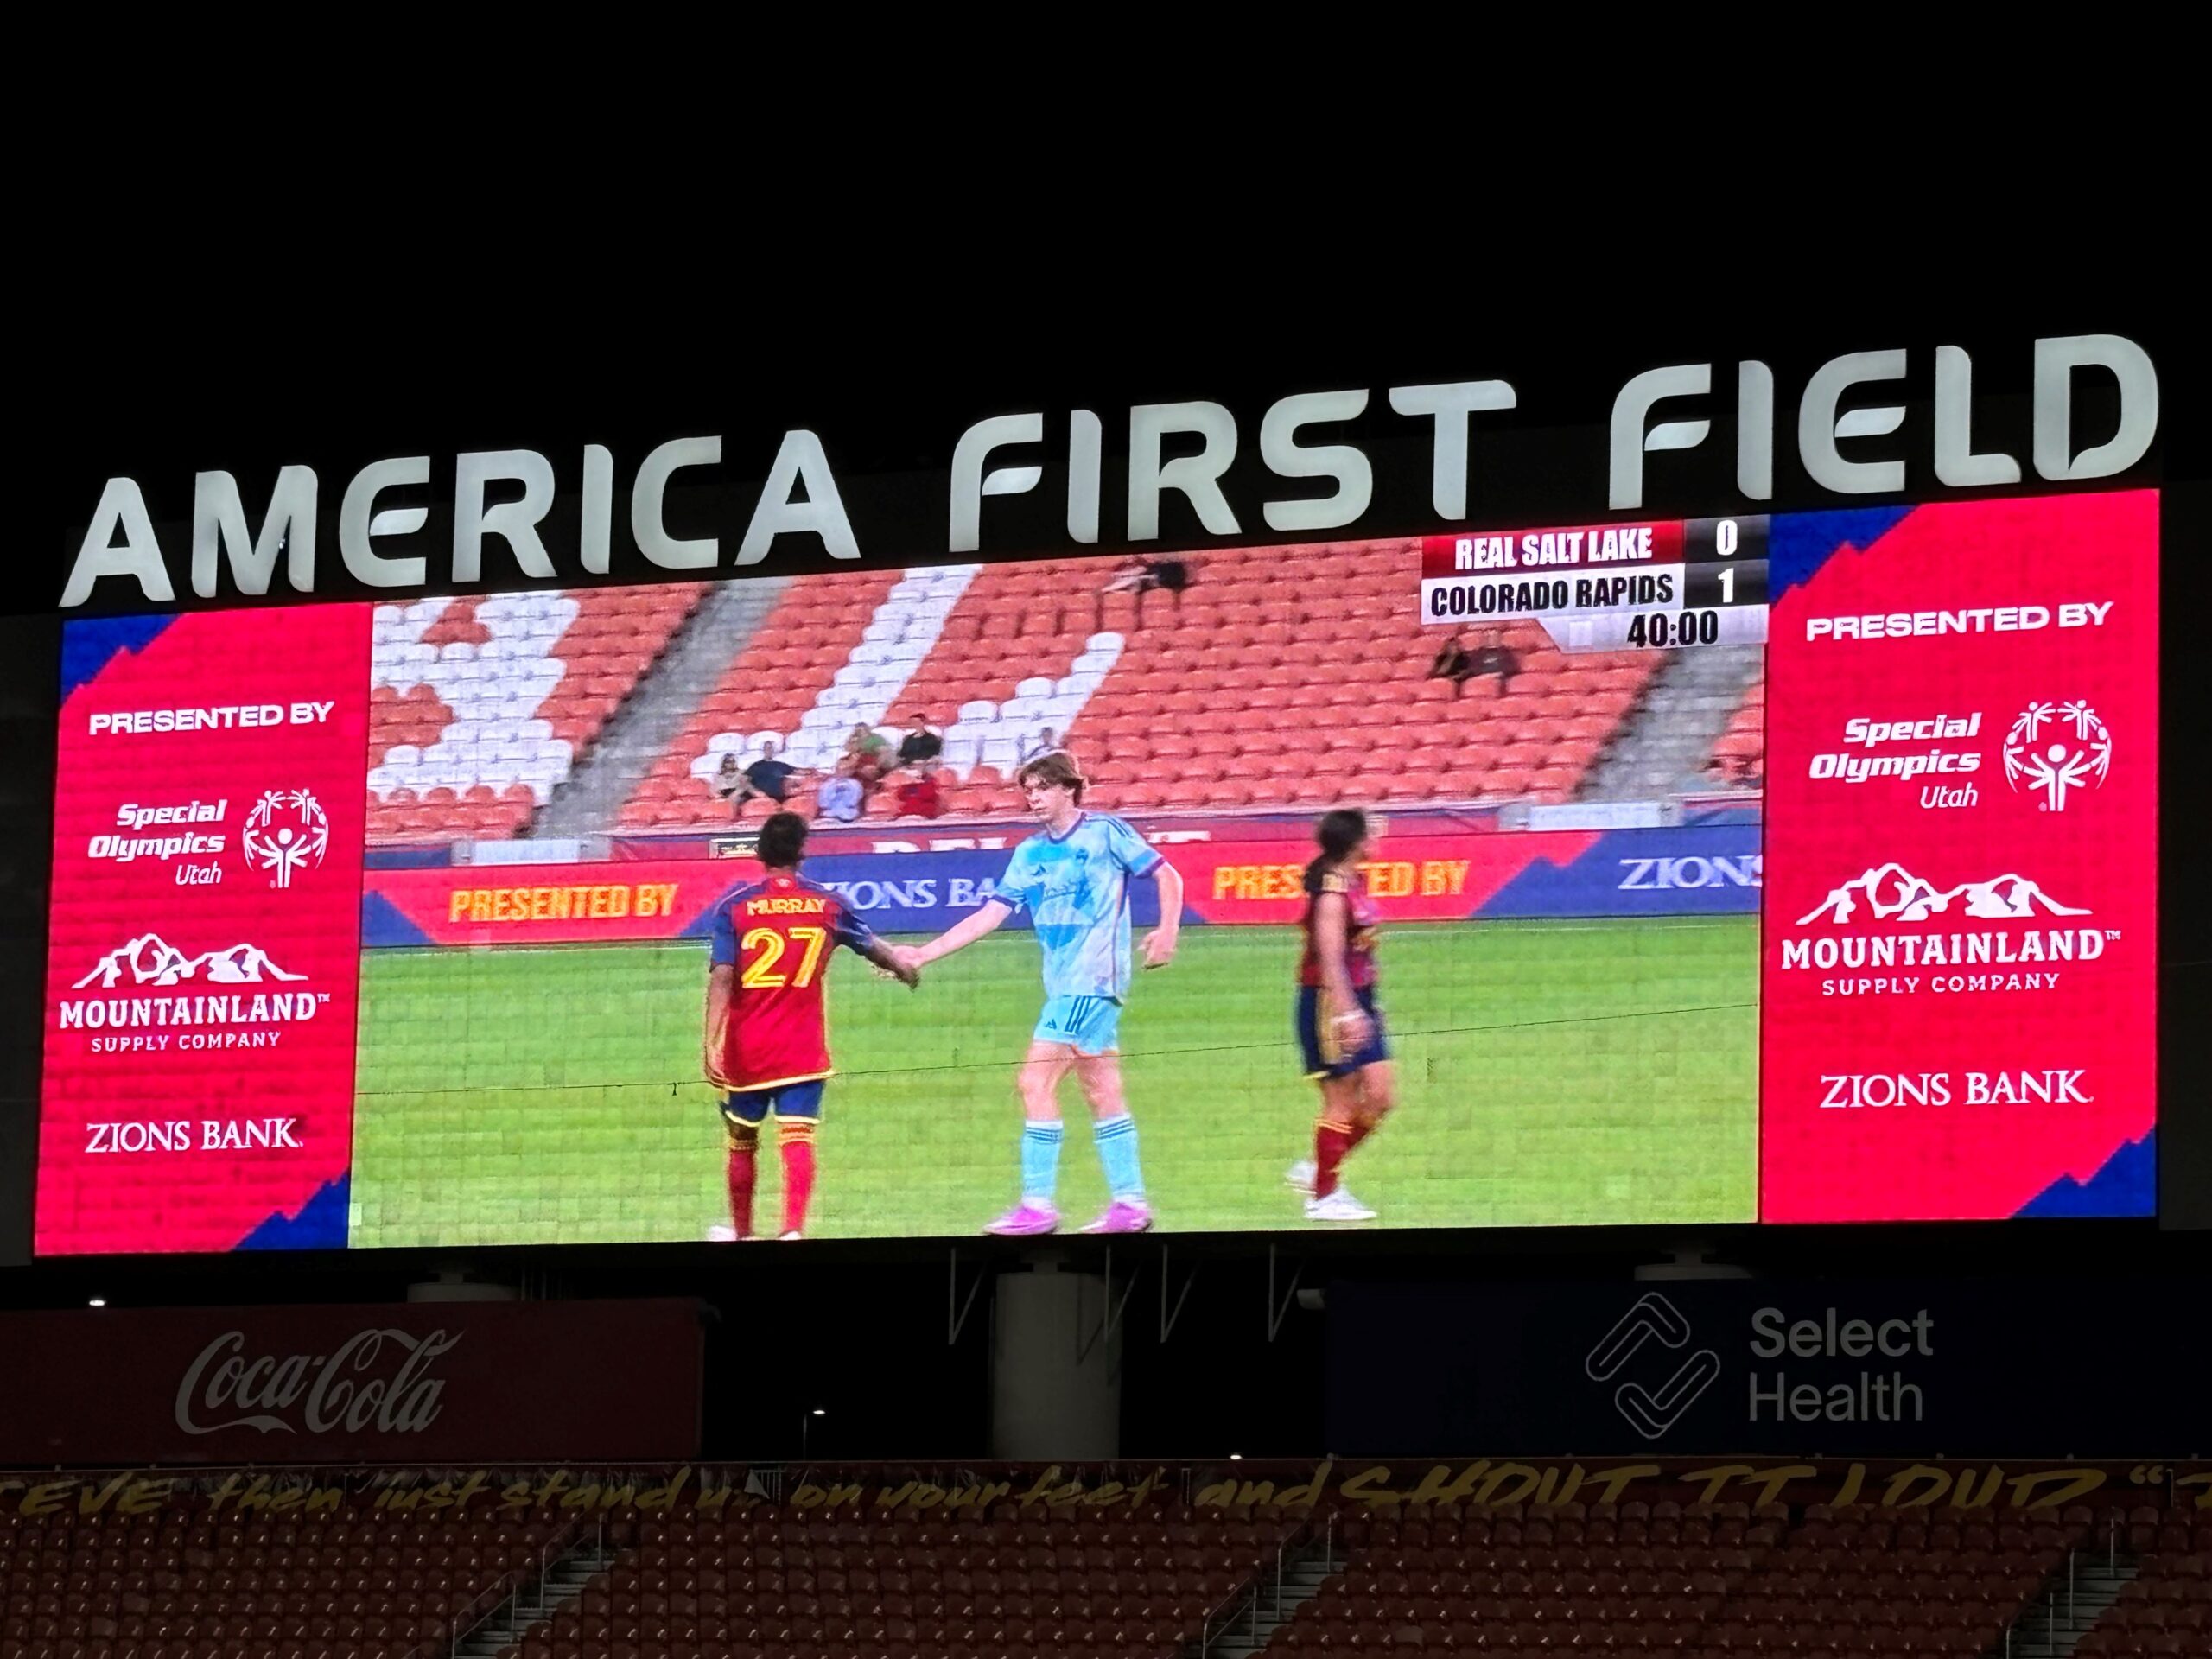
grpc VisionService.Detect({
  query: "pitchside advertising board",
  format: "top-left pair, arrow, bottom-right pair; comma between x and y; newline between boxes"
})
0,1300 -> 704,1464
33,486 -> 2159,1253
1325,1280 -> 2204,1458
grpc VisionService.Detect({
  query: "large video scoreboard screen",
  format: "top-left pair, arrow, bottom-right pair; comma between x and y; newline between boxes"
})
35,491 -> 2158,1253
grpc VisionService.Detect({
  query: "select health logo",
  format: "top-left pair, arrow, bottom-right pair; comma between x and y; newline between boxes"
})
1586,1293 -> 1720,1441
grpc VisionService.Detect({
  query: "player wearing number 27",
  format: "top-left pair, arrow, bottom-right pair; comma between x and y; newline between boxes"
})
894,751 -> 1184,1236
703,811 -> 917,1241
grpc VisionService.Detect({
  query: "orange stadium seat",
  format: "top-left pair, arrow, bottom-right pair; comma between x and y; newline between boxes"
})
334,543 -> 1681,849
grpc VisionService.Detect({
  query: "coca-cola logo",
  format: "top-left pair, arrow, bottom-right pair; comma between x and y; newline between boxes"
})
173,1327 -> 461,1437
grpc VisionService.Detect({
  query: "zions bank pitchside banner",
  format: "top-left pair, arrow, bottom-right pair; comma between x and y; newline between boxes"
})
1326,1281 -> 2205,1459
0,1300 -> 703,1465
35,493 -> 2158,1254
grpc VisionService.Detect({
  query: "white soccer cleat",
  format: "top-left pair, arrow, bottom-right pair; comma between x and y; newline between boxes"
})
1306,1189 -> 1377,1223
779,1230 -> 804,1242
1285,1160 -> 1316,1196
706,1224 -> 740,1242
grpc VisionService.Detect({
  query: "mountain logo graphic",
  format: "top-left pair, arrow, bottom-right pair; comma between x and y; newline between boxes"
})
1795,864 -> 2091,928
71,933 -> 308,990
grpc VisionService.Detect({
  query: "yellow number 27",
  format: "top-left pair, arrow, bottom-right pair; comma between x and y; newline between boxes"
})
741,925 -> 830,989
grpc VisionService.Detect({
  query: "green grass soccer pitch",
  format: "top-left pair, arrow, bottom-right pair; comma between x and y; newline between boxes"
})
347,918 -> 1758,1247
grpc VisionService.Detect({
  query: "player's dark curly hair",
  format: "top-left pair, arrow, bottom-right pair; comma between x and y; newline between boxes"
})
1313,808 -> 1368,866
756,811 -> 809,869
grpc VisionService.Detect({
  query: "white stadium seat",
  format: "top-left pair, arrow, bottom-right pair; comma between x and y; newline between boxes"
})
369,590 -> 595,805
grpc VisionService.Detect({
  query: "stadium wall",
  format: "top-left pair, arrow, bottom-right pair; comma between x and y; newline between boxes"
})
360,824 -> 1762,947
1325,1278 -> 2205,1459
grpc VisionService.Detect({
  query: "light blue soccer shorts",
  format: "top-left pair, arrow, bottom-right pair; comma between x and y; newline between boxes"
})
1033,993 -> 1122,1055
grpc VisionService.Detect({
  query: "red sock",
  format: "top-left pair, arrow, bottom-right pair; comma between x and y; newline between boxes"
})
726,1140 -> 758,1239
1314,1118 -> 1355,1198
1345,1116 -> 1377,1155
779,1124 -> 817,1236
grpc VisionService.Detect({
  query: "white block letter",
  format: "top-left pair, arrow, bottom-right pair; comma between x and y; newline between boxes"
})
1800,349 -> 1908,494
632,435 -> 721,569
192,466 -> 318,598
1610,365 -> 1712,510
949,412 -> 1044,553
1261,389 -> 1371,533
340,457 -> 431,588
1933,346 -> 2021,487
61,478 -> 174,607
1127,402 -> 1240,540
452,449 -> 556,582
580,443 -> 614,574
1388,380 -> 1516,518
737,429 -> 860,564
2034,334 -> 2158,481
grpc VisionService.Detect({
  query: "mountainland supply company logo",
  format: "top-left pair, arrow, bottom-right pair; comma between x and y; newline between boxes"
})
59,933 -> 328,1048
1781,864 -> 2113,996
241,789 -> 330,889
1586,1293 -> 1720,1441
2003,702 -> 2112,813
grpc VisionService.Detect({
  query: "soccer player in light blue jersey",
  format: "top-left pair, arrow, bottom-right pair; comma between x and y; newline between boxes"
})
896,749 -> 1184,1235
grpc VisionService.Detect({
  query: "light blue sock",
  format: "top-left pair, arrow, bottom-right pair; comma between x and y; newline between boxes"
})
1092,1112 -> 1146,1202
1020,1122 -> 1064,1205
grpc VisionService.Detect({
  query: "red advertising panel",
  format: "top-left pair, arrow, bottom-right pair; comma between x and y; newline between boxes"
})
38,608 -> 372,1255
1759,493 -> 2158,1221
0,1300 -> 703,1464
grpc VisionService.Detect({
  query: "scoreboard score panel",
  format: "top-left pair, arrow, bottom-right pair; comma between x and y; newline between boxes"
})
30,492 -> 2159,1255
1421,517 -> 1770,652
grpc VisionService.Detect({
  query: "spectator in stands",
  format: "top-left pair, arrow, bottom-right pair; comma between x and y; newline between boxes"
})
844,722 -> 890,785
713,741 -> 800,818
896,714 -> 944,771
816,757 -> 864,823
1468,626 -> 1522,692
712,753 -> 748,814
1428,627 -> 1521,696
1103,554 -> 1189,596
1100,554 -> 1189,628
896,769 -> 944,818
1019,726 -> 1058,766
744,739 -> 799,804
1428,632 -> 1477,694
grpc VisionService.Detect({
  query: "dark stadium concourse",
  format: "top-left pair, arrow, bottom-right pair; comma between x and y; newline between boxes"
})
3,270 -> 2209,1659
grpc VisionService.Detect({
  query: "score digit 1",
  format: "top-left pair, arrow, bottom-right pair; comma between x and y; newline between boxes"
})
1681,516 -> 1771,632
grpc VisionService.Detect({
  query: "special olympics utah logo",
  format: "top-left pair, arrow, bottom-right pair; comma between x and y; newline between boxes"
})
2003,701 -> 2111,813
241,789 -> 330,889
1586,1293 -> 1721,1441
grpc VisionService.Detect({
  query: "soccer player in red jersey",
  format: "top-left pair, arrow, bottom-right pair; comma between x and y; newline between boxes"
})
702,811 -> 917,1240
1286,808 -> 1395,1222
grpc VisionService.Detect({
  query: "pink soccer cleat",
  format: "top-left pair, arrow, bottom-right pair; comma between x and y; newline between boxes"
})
1080,1199 -> 1154,1235
984,1201 -> 1060,1236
